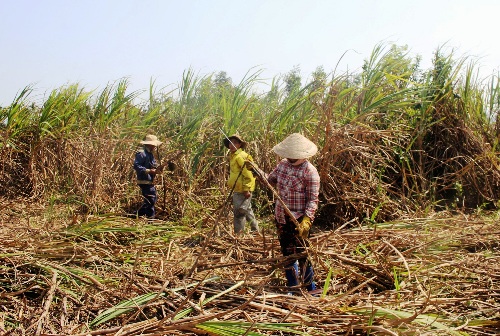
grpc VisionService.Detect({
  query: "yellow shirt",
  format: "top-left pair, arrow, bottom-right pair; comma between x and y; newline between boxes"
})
227,148 -> 256,192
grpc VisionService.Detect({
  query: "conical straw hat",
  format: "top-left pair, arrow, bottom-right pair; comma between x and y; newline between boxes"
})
140,134 -> 163,146
272,133 -> 318,159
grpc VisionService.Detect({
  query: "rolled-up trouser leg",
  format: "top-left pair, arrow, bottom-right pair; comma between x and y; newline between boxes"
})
233,214 -> 246,234
245,207 -> 259,232
304,265 -> 316,291
233,192 -> 259,233
299,259 -> 316,291
285,261 -> 299,287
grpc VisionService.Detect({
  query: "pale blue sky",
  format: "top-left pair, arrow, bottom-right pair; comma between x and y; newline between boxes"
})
1,0 -> 499,106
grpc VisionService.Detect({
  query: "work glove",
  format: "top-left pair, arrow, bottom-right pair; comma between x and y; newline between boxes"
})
296,216 -> 312,239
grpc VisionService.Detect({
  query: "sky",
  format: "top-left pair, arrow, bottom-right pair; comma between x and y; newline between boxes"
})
1,0 -> 499,106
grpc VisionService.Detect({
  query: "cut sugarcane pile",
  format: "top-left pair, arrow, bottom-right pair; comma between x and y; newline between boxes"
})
0,201 -> 499,335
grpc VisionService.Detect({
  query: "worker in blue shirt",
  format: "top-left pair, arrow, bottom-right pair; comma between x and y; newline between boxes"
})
133,134 -> 163,218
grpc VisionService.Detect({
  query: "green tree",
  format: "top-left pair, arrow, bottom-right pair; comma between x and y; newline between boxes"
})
308,65 -> 328,103
283,65 -> 302,96
214,71 -> 232,90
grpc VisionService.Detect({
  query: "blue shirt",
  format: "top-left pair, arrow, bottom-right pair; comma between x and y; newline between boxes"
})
133,147 -> 158,183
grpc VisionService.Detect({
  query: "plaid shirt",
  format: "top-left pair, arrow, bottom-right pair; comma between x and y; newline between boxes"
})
267,159 -> 320,224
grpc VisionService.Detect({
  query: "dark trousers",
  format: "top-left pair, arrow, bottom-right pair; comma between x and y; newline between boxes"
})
277,216 -> 315,291
138,185 -> 157,218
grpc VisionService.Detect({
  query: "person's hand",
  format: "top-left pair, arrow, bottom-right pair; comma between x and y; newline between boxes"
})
243,190 -> 251,199
147,168 -> 157,176
244,160 -> 255,172
296,216 -> 312,239
245,160 -> 265,179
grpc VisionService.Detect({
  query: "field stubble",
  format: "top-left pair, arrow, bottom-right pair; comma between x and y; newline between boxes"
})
0,198 -> 499,335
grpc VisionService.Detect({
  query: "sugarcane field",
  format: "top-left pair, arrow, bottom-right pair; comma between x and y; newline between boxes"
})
1,45 -> 499,335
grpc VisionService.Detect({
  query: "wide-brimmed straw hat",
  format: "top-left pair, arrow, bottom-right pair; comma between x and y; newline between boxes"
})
223,134 -> 247,149
140,134 -> 163,146
272,133 -> 318,159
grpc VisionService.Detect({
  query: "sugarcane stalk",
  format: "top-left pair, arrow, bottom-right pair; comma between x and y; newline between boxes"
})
156,147 -> 167,212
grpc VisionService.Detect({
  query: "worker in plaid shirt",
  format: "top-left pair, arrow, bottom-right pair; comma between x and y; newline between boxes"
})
267,133 -> 320,294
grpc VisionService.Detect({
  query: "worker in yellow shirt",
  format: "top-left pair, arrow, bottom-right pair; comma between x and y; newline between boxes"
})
224,134 -> 259,235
